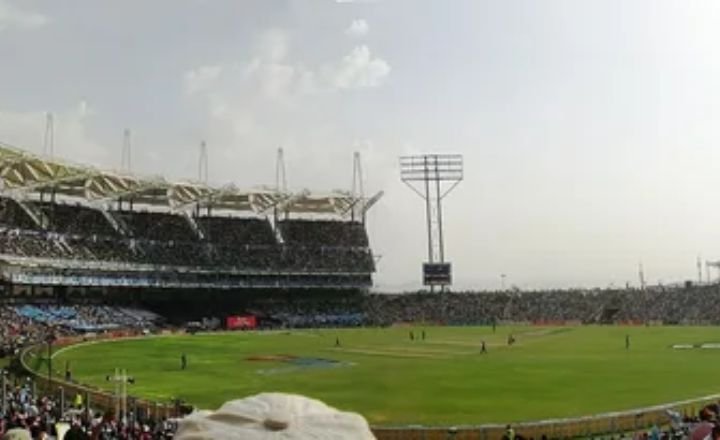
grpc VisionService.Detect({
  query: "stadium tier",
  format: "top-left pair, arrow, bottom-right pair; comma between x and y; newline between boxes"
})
195,216 -> 276,245
0,143 -> 378,291
278,219 -> 369,247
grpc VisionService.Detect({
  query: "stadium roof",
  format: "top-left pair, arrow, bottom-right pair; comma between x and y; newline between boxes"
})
0,142 -> 382,217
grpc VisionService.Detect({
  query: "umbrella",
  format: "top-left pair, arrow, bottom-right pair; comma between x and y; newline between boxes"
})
175,392 -> 376,439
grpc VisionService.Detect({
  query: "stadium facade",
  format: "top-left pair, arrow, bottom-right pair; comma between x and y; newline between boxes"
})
0,142 -> 378,298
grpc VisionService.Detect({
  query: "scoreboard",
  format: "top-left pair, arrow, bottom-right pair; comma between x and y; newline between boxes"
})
423,262 -> 452,286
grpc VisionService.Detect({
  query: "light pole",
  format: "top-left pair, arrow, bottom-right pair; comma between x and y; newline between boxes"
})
400,154 -> 464,292
45,332 -> 56,388
107,369 -> 134,423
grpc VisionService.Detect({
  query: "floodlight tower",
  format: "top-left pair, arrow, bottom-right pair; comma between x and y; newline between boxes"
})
400,154 -> 463,292
707,261 -> 720,283
121,129 -> 132,172
276,147 -> 288,192
198,141 -> 209,184
43,113 -> 54,157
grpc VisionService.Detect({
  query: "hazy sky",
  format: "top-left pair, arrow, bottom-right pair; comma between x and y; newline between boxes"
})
2,0 -> 720,291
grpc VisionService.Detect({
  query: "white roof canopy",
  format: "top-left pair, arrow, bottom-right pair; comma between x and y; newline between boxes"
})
0,142 -> 381,217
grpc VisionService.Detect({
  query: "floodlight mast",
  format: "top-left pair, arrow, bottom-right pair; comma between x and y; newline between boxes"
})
400,154 -> 463,292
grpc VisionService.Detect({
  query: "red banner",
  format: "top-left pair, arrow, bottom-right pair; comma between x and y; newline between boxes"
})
226,315 -> 257,330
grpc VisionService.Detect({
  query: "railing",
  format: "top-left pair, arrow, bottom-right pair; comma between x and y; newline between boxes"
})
17,335 -> 718,440
19,333 -> 183,423
371,393 -> 717,440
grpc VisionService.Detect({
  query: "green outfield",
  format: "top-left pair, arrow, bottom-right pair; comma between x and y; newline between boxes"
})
45,326 -> 720,425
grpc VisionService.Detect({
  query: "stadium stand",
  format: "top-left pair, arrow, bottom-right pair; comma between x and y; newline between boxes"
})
0,211 -> 374,287
0,304 -> 159,354
361,286 -> 720,326
113,211 -> 198,242
31,202 -> 118,237
0,144 -> 377,293
278,219 -> 369,247
93,283 -> 720,330
0,197 -> 38,230
195,215 -> 276,245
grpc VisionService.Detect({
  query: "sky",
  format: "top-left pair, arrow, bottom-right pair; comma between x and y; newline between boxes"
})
2,0 -> 720,291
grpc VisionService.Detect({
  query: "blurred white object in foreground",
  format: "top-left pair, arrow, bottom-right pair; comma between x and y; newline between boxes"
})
175,392 -> 376,439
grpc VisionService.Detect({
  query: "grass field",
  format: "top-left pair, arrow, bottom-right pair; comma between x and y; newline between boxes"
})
46,326 -> 720,426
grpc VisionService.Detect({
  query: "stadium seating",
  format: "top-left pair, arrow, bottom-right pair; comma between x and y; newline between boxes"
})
195,216 -> 276,245
0,205 -> 374,277
0,197 -> 37,230
278,219 -> 369,247
113,211 -> 199,242
11,304 -> 159,332
31,201 -> 118,237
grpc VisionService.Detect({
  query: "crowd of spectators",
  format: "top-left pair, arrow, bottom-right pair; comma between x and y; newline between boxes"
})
203,284 -> 719,329
362,285 -> 720,326
0,308 -> 50,358
631,402 -> 720,440
0,198 -> 37,231
0,229 -> 375,274
221,285 -> 720,328
4,285 -> 720,337
278,219 -> 369,247
32,203 -> 118,238
195,216 -> 275,245
0,304 -> 160,359
13,305 -> 159,332
4,286 -> 720,341
113,211 -> 197,243
0,198 -> 375,276
251,296 -> 368,328
0,372 -> 178,439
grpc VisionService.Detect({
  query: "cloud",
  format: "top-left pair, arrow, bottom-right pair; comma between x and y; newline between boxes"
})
255,28 -> 289,63
0,0 -> 49,31
182,30 -> 391,184
186,43 -> 390,103
345,19 -> 369,38
185,30 -> 391,103
323,45 -> 390,89
184,65 -> 223,95
185,30 -> 316,102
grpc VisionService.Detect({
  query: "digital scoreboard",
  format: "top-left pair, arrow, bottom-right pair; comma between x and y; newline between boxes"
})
423,262 -> 452,286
